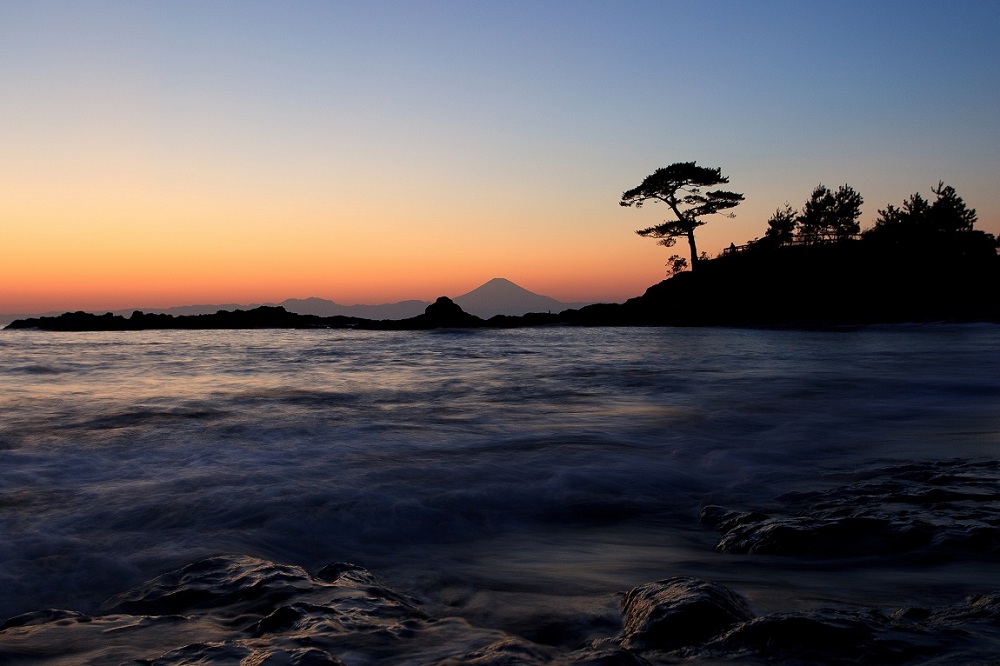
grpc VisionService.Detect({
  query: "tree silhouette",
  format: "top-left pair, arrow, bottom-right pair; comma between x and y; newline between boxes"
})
866,182 -> 995,261
796,184 -> 863,243
621,162 -> 743,271
666,254 -> 688,276
927,182 -> 977,233
873,181 -> 977,237
762,203 -> 797,247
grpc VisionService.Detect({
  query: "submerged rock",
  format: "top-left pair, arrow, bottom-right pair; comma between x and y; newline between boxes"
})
704,610 -> 922,665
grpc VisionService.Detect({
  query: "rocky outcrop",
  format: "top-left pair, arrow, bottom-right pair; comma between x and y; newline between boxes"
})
700,459 -> 1000,558
421,296 -> 484,328
619,577 -> 753,651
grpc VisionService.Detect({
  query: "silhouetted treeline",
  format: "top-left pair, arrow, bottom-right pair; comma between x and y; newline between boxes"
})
585,181 -> 1000,326
584,239 -> 999,326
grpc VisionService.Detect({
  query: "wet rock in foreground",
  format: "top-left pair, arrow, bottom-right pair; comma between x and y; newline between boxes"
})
619,577 -> 753,650
618,580 -> 1000,665
4,556 -> 1000,664
704,610 -> 919,665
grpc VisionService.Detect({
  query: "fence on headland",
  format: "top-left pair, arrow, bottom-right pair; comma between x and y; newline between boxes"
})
720,235 -> 862,256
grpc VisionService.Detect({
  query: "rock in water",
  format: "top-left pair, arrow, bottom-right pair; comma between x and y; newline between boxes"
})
619,577 -> 754,651
421,297 -> 482,328
101,555 -> 317,615
700,459 -> 1000,558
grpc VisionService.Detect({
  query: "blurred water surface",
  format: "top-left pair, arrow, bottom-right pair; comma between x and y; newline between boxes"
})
1,325 -> 998,627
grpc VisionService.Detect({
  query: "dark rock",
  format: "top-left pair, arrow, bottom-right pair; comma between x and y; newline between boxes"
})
315,562 -> 381,585
361,296 -> 486,330
150,642 -> 346,665
426,636 -> 553,665
705,610 -> 921,664
150,641 -> 257,665
249,603 -> 310,636
922,593 -> 1000,628
8,554 -> 1000,664
702,459 -> 1000,559
102,555 -> 314,615
0,608 -> 89,631
567,648 -> 654,665
704,511 -> 933,557
619,577 -> 754,650
420,297 -> 484,328
425,296 -> 463,319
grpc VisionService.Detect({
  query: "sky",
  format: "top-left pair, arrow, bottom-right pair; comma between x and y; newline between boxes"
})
2,1 -> 999,313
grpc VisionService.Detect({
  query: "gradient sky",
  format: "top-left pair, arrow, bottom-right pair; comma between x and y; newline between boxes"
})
3,1 -> 999,313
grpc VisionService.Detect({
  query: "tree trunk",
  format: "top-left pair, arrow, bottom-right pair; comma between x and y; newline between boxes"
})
687,230 -> 699,271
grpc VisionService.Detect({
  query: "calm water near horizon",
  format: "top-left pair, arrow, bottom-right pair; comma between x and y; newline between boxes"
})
2,325 -> 999,663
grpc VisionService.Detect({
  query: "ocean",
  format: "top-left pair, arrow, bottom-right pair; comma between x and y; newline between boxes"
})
1,325 -> 998,664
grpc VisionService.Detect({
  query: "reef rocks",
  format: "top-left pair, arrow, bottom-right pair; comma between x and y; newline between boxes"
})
5,459 -> 1000,664
701,459 -> 1000,558
4,556 -> 1000,664
0,556 -> 622,665
615,578 -> 1000,664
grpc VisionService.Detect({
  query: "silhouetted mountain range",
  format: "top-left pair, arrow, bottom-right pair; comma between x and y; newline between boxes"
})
454,278 -> 578,317
0,279 -> 590,326
277,297 -> 429,320
278,278 -> 585,319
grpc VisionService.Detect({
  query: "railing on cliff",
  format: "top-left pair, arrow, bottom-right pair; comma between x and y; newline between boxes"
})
721,235 -> 863,256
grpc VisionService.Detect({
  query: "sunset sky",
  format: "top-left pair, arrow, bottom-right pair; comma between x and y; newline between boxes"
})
2,1 -> 999,313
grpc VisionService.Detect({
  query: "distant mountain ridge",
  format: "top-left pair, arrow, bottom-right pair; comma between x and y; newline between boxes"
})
283,278 -> 589,319
454,277 -> 582,317
277,297 -> 428,320
0,278 -> 591,326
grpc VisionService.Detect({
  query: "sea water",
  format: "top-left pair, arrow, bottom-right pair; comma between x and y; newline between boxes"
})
1,325 -> 999,662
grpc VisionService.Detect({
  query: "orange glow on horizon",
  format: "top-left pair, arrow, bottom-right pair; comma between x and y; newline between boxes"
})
6,155 -> 997,315
0,174 -> 672,313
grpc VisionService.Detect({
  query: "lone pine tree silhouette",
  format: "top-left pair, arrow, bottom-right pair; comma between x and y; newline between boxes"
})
620,162 -> 744,271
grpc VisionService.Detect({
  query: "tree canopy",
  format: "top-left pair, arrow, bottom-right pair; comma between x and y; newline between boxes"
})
760,203 -> 797,247
870,181 -> 978,238
620,161 -> 743,271
796,184 -> 863,243
864,182 -> 996,263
